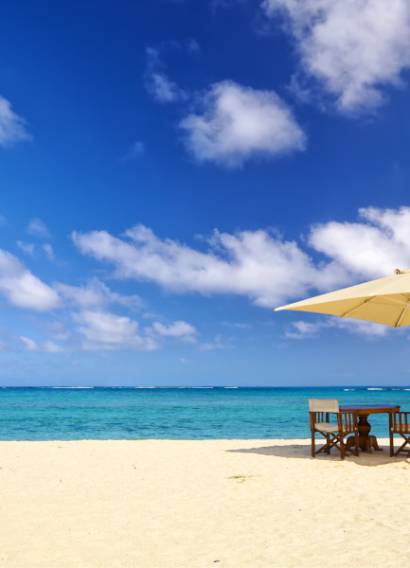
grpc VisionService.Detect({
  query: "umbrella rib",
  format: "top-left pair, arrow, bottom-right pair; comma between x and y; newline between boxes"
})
394,302 -> 410,328
340,297 -> 374,318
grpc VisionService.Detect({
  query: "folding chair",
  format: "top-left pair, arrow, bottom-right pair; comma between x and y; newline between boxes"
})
309,399 -> 359,460
389,411 -> 410,456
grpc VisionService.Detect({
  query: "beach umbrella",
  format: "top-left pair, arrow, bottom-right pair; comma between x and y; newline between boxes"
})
275,269 -> 410,328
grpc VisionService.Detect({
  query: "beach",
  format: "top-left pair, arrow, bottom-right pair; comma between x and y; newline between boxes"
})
1,439 -> 409,568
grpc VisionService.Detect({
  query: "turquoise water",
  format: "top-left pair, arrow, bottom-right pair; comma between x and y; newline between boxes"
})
0,387 -> 410,440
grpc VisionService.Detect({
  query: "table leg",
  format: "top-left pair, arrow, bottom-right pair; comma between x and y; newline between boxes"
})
370,435 -> 382,451
357,414 -> 382,452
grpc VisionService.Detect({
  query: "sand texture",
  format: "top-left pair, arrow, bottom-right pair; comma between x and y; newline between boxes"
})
0,439 -> 409,568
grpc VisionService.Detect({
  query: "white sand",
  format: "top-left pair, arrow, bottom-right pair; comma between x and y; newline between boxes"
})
0,439 -> 409,568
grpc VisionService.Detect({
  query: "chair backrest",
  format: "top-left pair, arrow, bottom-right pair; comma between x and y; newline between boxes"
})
392,411 -> 410,433
309,399 -> 339,413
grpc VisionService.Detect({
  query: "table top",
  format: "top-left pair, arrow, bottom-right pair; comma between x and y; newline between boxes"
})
340,404 -> 400,415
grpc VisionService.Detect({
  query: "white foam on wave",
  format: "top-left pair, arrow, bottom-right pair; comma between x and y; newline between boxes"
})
367,387 -> 384,391
175,386 -> 214,389
343,388 -> 355,391
52,386 -> 94,389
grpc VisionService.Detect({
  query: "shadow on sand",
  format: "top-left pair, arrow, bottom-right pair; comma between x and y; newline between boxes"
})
228,443 -> 410,467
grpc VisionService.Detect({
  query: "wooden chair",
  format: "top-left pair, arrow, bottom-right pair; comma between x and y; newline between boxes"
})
309,399 -> 359,460
389,411 -> 410,456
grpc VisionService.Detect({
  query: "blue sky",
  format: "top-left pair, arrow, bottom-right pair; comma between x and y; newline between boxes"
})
1,0 -> 410,386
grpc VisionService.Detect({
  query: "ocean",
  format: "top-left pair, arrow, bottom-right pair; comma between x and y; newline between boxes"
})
0,386 -> 410,440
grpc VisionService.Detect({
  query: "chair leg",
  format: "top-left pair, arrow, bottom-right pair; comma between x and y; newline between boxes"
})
390,433 -> 394,457
325,434 -> 331,454
354,431 -> 359,456
311,431 -> 315,457
394,435 -> 410,456
340,441 -> 345,460
389,415 -> 394,457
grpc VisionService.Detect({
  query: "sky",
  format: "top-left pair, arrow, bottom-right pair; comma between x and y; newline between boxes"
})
2,0 -> 410,386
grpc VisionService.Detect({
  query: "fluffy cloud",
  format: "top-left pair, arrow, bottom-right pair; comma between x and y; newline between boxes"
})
285,318 -> 389,339
0,96 -> 31,147
19,336 -> 63,352
308,207 -> 410,278
285,320 -> 320,339
0,249 -> 60,311
72,206 -> 410,310
27,218 -> 50,239
20,336 -> 38,351
331,318 -> 389,337
72,224 -> 343,307
42,244 -> 55,261
180,80 -> 305,167
264,0 -> 410,113
56,278 -> 142,310
18,311 -> 198,353
144,47 -> 187,103
73,310 -> 158,351
17,241 -> 35,255
150,320 -> 197,342
16,241 -> 55,260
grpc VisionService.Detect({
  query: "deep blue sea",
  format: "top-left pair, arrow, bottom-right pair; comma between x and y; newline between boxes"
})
1,386 -> 410,440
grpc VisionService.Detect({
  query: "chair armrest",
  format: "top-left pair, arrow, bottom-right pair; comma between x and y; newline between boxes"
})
338,411 -> 358,432
309,411 -> 339,417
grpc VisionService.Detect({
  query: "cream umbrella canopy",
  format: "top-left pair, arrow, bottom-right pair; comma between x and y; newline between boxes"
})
275,269 -> 410,328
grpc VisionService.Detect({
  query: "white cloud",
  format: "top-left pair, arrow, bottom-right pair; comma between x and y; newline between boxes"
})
18,312 -> 197,354
144,47 -> 187,103
150,320 -> 197,342
43,340 -> 64,352
42,244 -> 55,261
16,241 -> 55,261
17,241 -> 35,255
19,336 -> 64,352
147,72 -> 186,103
308,206 -> 410,279
263,0 -> 410,114
0,96 -> 31,147
285,320 -> 320,339
180,80 -> 305,167
285,317 -> 389,339
0,249 -> 60,311
330,318 -> 389,337
20,336 -> 38,351
73,309 -> 157,351
72,224 -> 344,307
56,278 -> 142,310
72,206 -> 410,311
27,218 -> 50,239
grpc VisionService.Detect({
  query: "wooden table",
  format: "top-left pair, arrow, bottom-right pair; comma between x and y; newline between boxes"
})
340,404 -> 400,452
